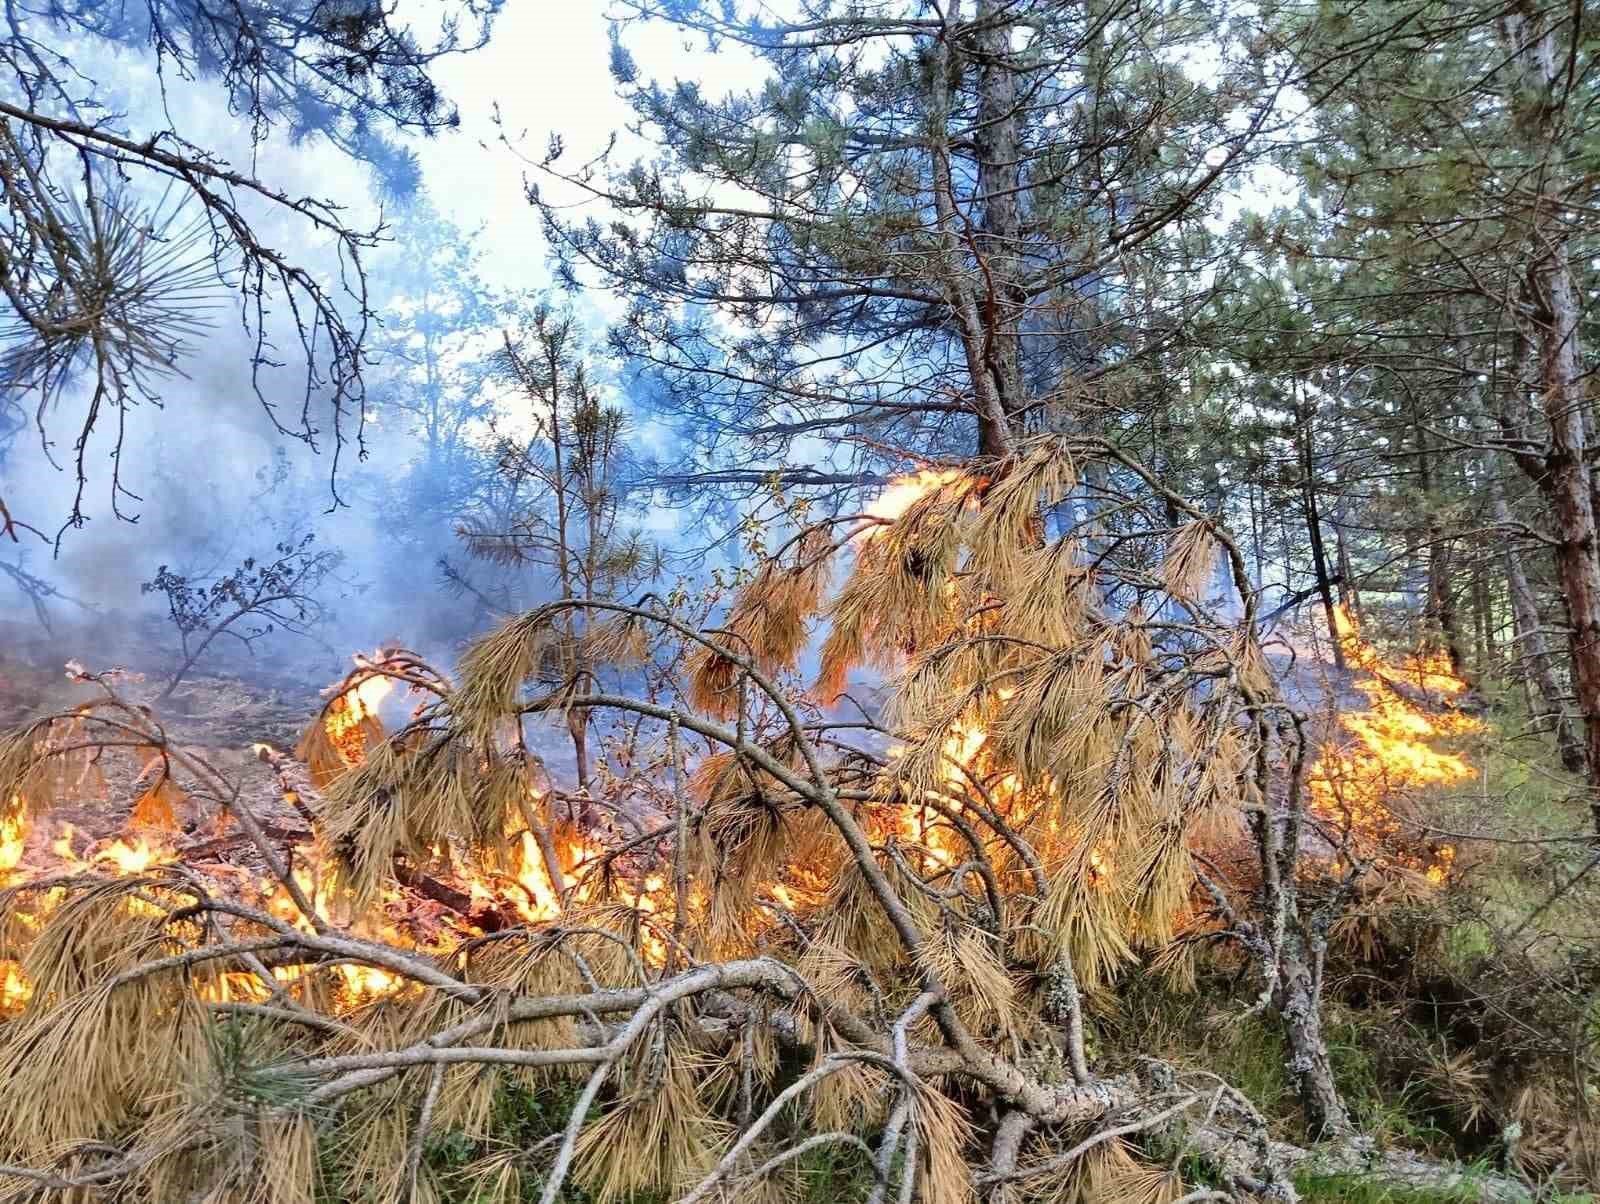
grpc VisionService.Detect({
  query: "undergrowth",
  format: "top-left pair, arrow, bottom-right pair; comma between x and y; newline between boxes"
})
416,1077 -> 879,1204
374,686 -> 1600,1203
1293,1169 -> 1556,1203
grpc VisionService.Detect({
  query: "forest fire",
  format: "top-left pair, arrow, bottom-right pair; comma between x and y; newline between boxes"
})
0,792 -> 643,1016
851,464 -> 1465,897
858,467 -> 970,539
1309,605 -> 1476,881
7,0 -> 1599,1190
0,811 -> 21,874
852,468 -> 1128,895
321,670 -> 395,764
0,510 -> 1470,1031
0,658 -> 691,1019
0,432 -> 1573,1201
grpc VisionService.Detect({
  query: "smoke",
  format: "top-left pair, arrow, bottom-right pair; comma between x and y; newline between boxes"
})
0,42 -> 413,667
0,11 -> 742,685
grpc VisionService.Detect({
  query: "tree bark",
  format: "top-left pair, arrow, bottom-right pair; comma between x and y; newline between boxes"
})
973,0 -> 1025,426
1500,3 -> 1600,828
1297,395 -> 1346,670
1471,564 -> 1491,670
1413,389 -> 1468,677
1273,929 -> 1349,1141
1491,472 -> 1584,771
928,1 -> 1014,460
1426,535 -> 1468,678
1254,719 -> 1351,1141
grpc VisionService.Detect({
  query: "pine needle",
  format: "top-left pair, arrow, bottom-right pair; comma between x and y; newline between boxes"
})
1161,520 -> 1217,602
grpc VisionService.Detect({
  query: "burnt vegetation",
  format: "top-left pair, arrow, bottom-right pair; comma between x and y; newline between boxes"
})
0,2 -> 1599,1204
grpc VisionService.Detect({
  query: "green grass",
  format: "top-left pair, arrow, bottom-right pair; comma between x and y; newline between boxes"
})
360,1078 -> 623,1204
1294,1170 -> 1482,1202
1094,972 -> 1456,1146
417,1076 -> 878,1204
1322,1014 -> 1453,1152
1090,969 -> 1299,1126
1423,687 -> 1600,1067
1295,1167 -> 1593,1203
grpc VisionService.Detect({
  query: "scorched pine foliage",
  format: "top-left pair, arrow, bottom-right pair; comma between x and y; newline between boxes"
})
0,437 -> 1379,1202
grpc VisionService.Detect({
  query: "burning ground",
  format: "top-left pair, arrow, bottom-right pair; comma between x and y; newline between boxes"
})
0,444 -> 1539,1203
1306,605 -> 1478,883
0,655 -> 683,1013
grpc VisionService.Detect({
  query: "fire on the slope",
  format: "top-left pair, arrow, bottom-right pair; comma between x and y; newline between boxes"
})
0,486 -> 1475,1022
1308,605 -> 1475,882
0,662 -> 682,1015
854,470 -> 1470,889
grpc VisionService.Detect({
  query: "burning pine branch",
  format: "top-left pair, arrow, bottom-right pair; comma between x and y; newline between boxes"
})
0,439 -> 1520,1203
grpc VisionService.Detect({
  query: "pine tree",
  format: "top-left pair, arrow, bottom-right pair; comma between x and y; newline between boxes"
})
454,308 -> 658,788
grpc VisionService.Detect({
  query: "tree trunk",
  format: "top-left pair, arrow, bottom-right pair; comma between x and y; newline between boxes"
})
972,0 -> 1025,428
1471,564 -> 1490,671
1501,3 -> 1600,827
1413,390 -> 1468,677
928,1 -> 1013,460
1253,732 -> 1352,1141
1327,375 -> 1361,621
568,708 -> 591,791
1535,292 -> 1600,781
1493,474 -> 1585,771
1274,929 -> 1349,1140
1298,401 -> 1346,670
1336,528 -> 1358,619
1426,536 -> 1468,678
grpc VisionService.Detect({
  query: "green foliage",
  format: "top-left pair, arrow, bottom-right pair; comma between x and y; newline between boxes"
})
1093,970 -> 1298,1130
205,1014 -> 319,1113
1425,688 -> 1599,980
424,1079 -> 613,1204
1293,1170 -> 1493,1203
781,1141 -> 878,1204
1295,1167 -> 1592,1204
1095,970 -> 1491,1155
420,1076 -> 878,1204
1324,1016 -> 1451,1154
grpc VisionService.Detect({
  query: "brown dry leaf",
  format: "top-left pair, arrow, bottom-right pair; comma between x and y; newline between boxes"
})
130,777 -> 183,831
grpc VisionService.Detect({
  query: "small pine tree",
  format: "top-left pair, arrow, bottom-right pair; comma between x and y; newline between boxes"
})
452,307 -> 659,788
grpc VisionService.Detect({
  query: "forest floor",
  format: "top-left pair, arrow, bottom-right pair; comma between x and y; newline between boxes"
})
1,636 -> 1596,1201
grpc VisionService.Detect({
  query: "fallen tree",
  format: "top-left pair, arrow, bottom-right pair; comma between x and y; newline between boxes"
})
0,438 -> 1542,1202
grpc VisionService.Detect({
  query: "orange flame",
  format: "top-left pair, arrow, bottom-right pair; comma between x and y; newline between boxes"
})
324,673 -> 395,764
0,963 -> 30,1010
512,830 -> 563,919
94,836 -> 164,876
858,468 -> 968,541
0,807 -> 24,875
1310,606 -> 1473,882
